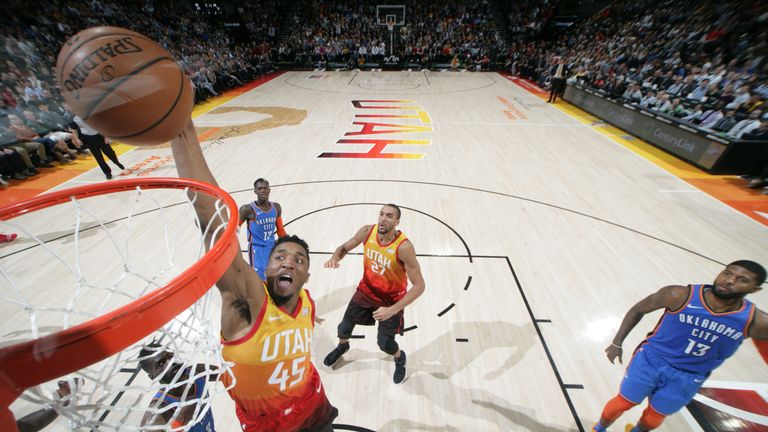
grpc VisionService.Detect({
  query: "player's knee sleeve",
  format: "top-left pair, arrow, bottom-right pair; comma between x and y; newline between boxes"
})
337,319 -> 354,339
377,333 -> 398,355
600,394 -> 637,422
639,405 -> 665,430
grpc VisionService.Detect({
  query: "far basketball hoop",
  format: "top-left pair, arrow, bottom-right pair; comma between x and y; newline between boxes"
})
386,15 -> 396,32
376,4 -> 405,28
377,5 -> 405,62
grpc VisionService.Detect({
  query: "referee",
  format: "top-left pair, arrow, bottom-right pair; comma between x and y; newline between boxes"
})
73,116 -> 125,180
547,57 -> 568,104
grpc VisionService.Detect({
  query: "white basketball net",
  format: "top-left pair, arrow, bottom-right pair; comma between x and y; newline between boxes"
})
0,185 -> 235,431
386,17 -> 396,32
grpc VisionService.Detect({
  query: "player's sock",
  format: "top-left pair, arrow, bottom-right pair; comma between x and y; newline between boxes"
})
323,342 -> 349,367
393,350 -> 407,384
600,394 -> 636,424
636,405 -> 665,430
591,422 -> 607,432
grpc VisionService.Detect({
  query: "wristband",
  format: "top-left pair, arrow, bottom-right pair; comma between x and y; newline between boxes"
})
611,343 -> 622,349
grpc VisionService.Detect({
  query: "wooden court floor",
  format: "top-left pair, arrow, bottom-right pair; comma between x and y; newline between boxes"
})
3,71 -> 767,431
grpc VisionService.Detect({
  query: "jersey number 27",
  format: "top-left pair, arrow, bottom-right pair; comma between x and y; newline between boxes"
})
370,261 -> 386,275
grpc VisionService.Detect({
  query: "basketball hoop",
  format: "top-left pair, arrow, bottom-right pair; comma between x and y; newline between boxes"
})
0,178 -> 240,431
386,15 -> 396,32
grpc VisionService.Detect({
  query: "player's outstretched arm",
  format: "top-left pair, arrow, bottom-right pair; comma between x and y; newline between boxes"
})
16,380 -> 79,432
749,308 -> 768,340
274,202 -> 287,238
748,309 -> 768,364
372,239 -> 425,322
170,121 -> 265,339
16,408 -> 58,432
605,285 -> 689,365
324,225 -> 370,268
170,121 -> 222,214
238,204 -> 255,225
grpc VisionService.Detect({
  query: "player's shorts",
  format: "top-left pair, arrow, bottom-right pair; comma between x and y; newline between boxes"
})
619,344 -> 708,415
248,242 -> 274,280
342,290 -> 404,337
235,369 -> 338,432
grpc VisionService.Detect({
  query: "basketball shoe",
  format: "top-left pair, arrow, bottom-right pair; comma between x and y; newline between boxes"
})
0,233 -> 17,243
323,342 -> 349,367
393,350 -> 407,384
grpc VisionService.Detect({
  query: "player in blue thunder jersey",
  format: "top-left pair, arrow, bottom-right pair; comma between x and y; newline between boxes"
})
592,260 -> 768,432
139,343 -> 216,431
239,178 -> 286,279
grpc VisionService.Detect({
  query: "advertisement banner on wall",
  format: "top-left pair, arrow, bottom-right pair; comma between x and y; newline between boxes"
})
562,85 -> 768,173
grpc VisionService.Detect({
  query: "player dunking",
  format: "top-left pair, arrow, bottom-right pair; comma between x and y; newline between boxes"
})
323,204 -> 425,384
171,121 -> 337,432
593,260 -> 768,432
239,178 -> 286,279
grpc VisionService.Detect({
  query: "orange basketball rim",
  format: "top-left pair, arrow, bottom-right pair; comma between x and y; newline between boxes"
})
0,178 -> 240,430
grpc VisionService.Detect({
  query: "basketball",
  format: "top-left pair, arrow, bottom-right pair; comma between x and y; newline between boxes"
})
55,26 -> 193,146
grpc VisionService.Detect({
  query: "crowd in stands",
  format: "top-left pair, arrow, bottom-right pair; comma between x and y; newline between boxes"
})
513,0 -> 767,191
503,0 -> 557,77
282,0 -> 386,66
398,1 -> 504,68
282,0 -> 505,70
521,0 -> 767,137
1,0 -> 278,188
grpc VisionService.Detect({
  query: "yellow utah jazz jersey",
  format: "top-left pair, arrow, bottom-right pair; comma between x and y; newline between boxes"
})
359,225 -> 409,305
220,284 -> 317,416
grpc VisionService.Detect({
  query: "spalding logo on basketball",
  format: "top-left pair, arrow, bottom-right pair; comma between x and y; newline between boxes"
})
56,26 -> 193,146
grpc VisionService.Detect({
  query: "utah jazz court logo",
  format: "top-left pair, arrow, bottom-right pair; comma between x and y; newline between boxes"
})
319,100 -> 433,159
